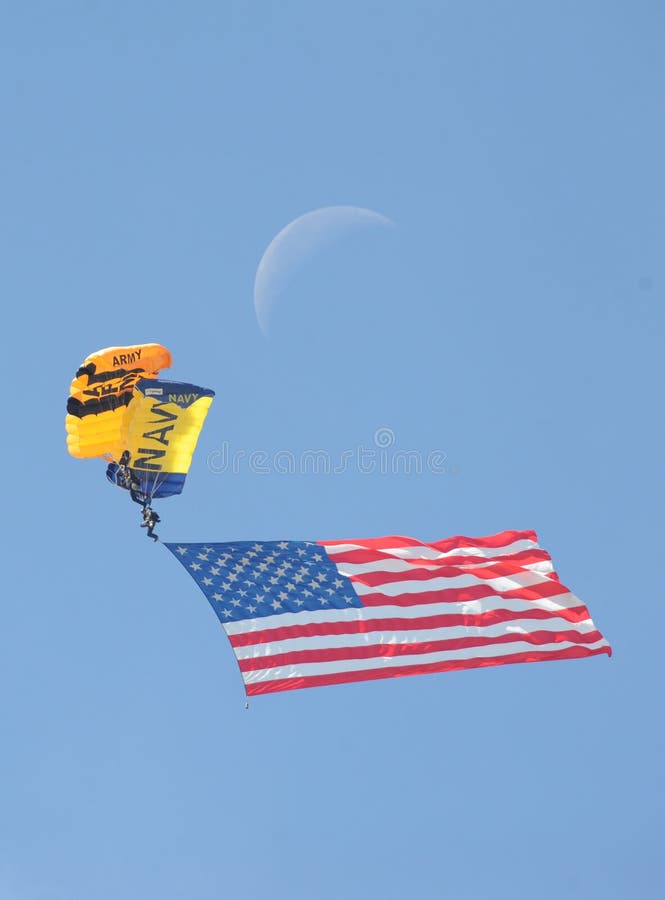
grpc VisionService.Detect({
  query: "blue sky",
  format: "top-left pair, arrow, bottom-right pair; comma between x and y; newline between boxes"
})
1,2 -> 663,898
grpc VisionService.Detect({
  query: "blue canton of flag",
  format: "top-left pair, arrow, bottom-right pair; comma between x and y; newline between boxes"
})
167,541 -> 363,623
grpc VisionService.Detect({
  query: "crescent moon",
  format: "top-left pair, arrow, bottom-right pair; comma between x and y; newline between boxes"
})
254,205 -> 395,337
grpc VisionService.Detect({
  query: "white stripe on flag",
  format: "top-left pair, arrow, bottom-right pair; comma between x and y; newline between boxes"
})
242,636 -> 612,685
233,616 -> 602,660
222,590 -> 587,637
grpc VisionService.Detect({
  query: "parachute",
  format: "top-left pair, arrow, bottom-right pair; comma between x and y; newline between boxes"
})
66,344 -> 214,507
66,344 -> 172,460
105,379 -> 215,502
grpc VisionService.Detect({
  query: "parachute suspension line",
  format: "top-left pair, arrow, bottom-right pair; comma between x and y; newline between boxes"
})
148,467 -> 167,505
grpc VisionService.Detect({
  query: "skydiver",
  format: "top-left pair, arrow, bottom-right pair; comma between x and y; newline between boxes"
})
141,506 -> 160,541
116,451 -> 142,503
128,472 -> 144,504
117,454 -> 129,484
117,464 -> 131,489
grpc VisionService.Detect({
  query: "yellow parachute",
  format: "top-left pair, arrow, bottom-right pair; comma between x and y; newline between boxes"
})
66,344 -> 214,504
66,344 -> 172,460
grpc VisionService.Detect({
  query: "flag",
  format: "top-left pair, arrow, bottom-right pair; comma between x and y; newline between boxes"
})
165,530 -> 611,696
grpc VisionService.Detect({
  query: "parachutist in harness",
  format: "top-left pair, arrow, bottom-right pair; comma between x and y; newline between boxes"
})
141,506 -> 160,541
128,473 -> 144,505
118,452 -> 144,504
118,466 -> 144,504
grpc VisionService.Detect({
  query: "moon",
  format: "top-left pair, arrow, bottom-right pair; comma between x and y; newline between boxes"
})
254,205 -> 395,337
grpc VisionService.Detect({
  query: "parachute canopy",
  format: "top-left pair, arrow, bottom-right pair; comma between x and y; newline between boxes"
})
66,344 -> 172,460
66,344 -> 214,503
105,379 -> 215,501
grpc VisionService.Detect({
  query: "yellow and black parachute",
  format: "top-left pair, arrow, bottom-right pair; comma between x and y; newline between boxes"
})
66,344 -> 214,503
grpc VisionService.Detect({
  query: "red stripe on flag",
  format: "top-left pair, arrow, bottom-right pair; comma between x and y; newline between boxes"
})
319,530 -> 539,552
244,644 -> 612,695
227,603 -> 593,649
324,546 -> 553,569
345,560 -> 562,588
237,628 -> 606,672
358,579 -> 574,607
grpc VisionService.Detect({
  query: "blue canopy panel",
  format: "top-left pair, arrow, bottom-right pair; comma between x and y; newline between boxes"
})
106,463 -> 187,500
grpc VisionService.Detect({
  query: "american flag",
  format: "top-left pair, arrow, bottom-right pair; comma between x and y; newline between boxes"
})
165,530 -> 611,696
